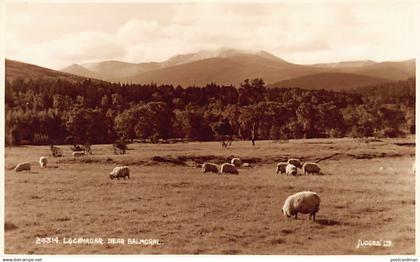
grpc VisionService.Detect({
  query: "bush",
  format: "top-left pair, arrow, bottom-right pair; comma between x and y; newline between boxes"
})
329,128 -> 344,138
375,127 -> 405,138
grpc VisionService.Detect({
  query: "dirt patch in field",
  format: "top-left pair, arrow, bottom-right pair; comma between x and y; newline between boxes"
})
55,150 -> 409,168
317,219 -> 341,226
149,156 -> 187,166
57,157 -> 147,166
394,142 -> 415,147
315,151 -> 407,162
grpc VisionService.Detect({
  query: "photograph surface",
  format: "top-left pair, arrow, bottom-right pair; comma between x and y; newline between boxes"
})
3,1 -> 416,255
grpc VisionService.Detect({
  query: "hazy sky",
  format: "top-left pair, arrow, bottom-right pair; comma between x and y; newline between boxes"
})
4,1 -> 419,69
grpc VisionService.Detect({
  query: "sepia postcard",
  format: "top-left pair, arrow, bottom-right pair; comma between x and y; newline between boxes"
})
1,0 -> 418,260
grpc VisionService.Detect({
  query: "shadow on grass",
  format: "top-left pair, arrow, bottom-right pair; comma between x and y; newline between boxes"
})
271,238 -> 286,244
316,219 -> 340,226
281,229 -> 293,234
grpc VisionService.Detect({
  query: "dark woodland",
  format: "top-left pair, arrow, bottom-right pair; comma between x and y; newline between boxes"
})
5,77 -> 415,146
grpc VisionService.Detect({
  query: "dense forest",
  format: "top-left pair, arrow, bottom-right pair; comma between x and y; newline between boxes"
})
5,77 -> 415,146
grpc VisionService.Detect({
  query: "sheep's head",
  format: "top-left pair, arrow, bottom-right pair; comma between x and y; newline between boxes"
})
283,209 -> 291,217
282,204 -> 291,217
276,166 -> 280,174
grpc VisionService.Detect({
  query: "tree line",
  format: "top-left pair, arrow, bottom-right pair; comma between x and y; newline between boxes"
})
5,77 -> 415,146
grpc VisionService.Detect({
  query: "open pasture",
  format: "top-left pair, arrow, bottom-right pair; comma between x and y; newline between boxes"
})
4,138 -> 415,254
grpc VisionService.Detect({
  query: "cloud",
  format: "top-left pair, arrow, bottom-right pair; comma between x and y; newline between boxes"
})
6,31 -> 126,69
5,2 -> 418,69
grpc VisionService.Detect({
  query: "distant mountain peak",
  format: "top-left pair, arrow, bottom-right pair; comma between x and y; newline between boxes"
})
313,59 -> 377,68
53,49 -> 414,88
61,63 -> 99,79
163,47 -> 287,67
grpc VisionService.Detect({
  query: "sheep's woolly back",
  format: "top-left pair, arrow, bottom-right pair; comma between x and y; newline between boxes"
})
72,151 -> 86,157
303,162 -> 321,174
39,157 -> 48,167
202,163 -> 219,173
287,159 -> 302,168
231,158 -> 242,168
110,166 -> 130,177
276,162 -> 288,173
283,191 -> 320,216
15,162 -> 31,172
221,163 -> 239,174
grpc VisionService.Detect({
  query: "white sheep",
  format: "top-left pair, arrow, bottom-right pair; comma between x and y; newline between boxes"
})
282,191 -> 320,221
285,164 -> 297,176
287,158 -> 302,168
72,151 -> 86,157
302,162 -> 321,175
109,166 -> 130,180
231,158 -> 242,168
276,162 -> 288,174
220,163 -> 239,175
39,156 -> 48,168
202,163 -> 219,174
15,162 -> 31,172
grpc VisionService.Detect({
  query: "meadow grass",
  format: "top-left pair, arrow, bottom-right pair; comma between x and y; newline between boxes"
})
4,138 -> 415,254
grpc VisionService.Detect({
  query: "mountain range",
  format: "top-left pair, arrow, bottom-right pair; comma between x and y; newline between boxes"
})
6,48 -> 415,91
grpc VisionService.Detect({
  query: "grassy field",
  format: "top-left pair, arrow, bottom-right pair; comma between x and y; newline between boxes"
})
4,137 -> 415,255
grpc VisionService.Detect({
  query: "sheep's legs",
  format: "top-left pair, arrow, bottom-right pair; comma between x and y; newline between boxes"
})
294,214 -> 298,219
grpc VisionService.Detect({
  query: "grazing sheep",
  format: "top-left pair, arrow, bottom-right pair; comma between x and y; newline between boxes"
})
303,162 -> 321,175
15,162 -> 31,172
231,158 -> 242,168
109,166 -> 130,180
276,162 -> 288,174
50,145 -> 63,157
220,163 -> 239,175
287,159 -> 302,168
72,151 -> 86,157
39,156 -> 48,168
282,191 -> 320,221
285,164 -> 297,176
202,163 -> 219,174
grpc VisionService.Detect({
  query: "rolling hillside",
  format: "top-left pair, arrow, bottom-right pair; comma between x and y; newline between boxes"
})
342,59 -> 416,81
59,48 -> 415,88
118,53 -> 329,86
61,64 -> 101,79
5,59 -> 97,83
8,48 -> 415,91
268,72 -> 392,91
82,60 -> 161,81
